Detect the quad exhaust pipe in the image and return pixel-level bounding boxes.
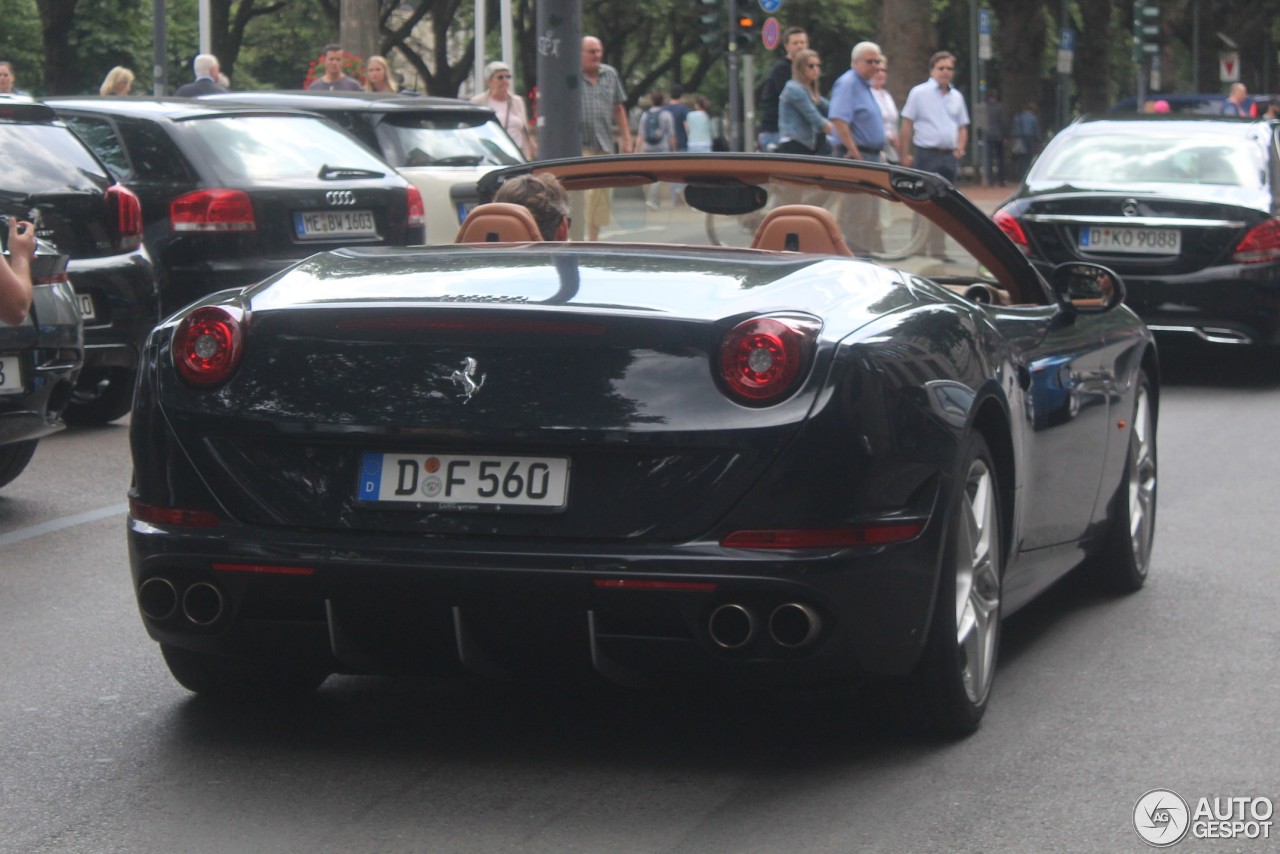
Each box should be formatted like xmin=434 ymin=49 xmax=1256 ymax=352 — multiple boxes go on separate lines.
xmin=182 ymin=582 xmax=225 ymax=626
xmin=138 ymin=577 xmax=178 ymax=621
xmin=707 ymin=602 xmax=823 ymax=650
xmin=138 ymin=577 xmax=225 ymax=626
xmin=768 ymin=603 xmax=822 ymax=648
xmin=708 ymin=604 xmax=757 ymax=649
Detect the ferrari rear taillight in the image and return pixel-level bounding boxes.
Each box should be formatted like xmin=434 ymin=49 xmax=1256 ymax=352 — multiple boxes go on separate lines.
xmin=107 ymin=184 xmax=143 ymax=251
xmin=992 ymin=209 xmax=1029 ymax=254
xmin=718 ymin=315 xmax=818 ymax=405
xmin=1232 ymin=218 xmax=1280 ymax=264
xmin=173 ymin=305 xmax=246 ymax=387
xmin=407 ymin=186 xmax=426 ymax=229
xmin=170 ymin=189 xmax=256 ymax=233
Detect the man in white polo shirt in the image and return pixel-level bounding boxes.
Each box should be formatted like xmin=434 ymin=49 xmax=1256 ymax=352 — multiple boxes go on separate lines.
xmin=899 ymin=51 xmax=969 ymax=258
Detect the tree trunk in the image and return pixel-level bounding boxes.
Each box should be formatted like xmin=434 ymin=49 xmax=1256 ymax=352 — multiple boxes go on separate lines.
xmin=341 ymin=0 xmax=381 ymax=63
xmin=987 ymin=0 xmax=1047 ymax=126
xmin=36 ymin=0 xmax=81 ymax=94
xmin=881 ymin=0 xmax=935 ymax=107
xmin=1074 ymin=0 xmax=1112 ymax=115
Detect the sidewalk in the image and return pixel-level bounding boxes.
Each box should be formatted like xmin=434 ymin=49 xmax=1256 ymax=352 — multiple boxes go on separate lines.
xmin=956 ymin=182 xmax=1015 ymax=215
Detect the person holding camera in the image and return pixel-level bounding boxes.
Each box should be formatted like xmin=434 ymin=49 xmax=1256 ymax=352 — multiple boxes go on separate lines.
xmin=0 ymin=218 xmax=36 ymax=325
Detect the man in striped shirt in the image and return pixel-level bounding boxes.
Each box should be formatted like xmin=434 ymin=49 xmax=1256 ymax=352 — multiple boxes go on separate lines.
xmin=576 ymin=36 xmax=632 ymax=240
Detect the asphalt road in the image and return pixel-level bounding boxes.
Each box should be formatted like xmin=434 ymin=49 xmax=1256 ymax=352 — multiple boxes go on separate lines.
xmin=1 ymin=345 xmax=1277 ymax=853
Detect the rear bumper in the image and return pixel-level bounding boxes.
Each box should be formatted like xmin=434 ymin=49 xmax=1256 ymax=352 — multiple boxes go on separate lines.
xmin=0 ymin=358 xmax=79 ymax=445
xmin=127 ymin=515 xmax=944 ymax=686
xmin=1095 ymin=262 xmax=1280 ymax=346
xmin=69 ymin=248 xmax=157 ymax=372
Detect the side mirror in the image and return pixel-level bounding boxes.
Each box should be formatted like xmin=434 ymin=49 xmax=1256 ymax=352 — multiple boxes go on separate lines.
xmin=1049 ymin=262 xmax=1126 ymax=314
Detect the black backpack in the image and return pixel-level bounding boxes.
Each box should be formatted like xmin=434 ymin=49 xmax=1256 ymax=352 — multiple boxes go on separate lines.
xmin=642 ymin=108 xmax=665 ymax=145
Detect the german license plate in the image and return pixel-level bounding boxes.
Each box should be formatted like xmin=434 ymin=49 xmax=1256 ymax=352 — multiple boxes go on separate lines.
xmin=357 ymin=452 xmax=570 ymax=511
xmin=1079 ymin=226 xmax=1181 ymax=254
xmin=77 ymin=293 xmax=96 ymax=322
xmin=0 ymin=354 xmax=22 ymax=395
xmin=294 ymin=209 xmax=377 ymax=240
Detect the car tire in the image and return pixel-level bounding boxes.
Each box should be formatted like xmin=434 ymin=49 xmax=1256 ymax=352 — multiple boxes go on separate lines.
xmin=913 ymin=432 xmax=1002 ymax=738
xmin=160 ymin=644 xmax=329 ymax=699
xmin=1089 ymin=369 xmax=1157 ymax=594
xmin=64 ymin=368 xmax=136 ymax=426
xmin=0 ymin=440 xmax=39 ymax=489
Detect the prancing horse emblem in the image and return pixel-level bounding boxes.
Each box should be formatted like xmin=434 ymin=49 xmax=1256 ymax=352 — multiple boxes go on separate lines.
xmin=449 ymin=357 xmax=486 ymax=403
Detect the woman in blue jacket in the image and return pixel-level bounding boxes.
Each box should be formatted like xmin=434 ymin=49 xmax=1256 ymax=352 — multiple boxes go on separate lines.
xmin=777 ymin=49 xmax=832 ymax=156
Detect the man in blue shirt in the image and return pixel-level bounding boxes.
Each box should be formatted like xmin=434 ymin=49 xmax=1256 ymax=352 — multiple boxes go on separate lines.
xmin=827 ymin=42 xmax=886 ymax=254
xmin=1221 ymin=83 xmax=1248 ymax=116
xmin=828 ymin=42 xmax=886 ymax=161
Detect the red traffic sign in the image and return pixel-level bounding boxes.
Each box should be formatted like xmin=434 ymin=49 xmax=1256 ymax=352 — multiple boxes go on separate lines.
xmin=762 ymin=17 xmax=781 ymax=51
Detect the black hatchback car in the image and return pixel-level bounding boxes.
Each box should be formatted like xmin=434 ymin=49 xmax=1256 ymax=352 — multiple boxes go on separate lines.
xmin=201 ymin=91 xmax=525 ymax=244
xmin=994 ymin=115 xmax=1280 ymax=347
xmin=2 ymin=99 xmax=156 ymax=424
xmin=46 ymin=98 xmax=426 ymax=315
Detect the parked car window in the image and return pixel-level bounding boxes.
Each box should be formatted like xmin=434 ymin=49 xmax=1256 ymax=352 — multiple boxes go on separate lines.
xmin=60 ymin=115 xmax=131 ymax=180
xmin=1036 ymin=132 xmax=1266 ymax=188
xmin=0 ymin=123 xmax=111 ymax=194
xmin=184 ymin=116 xmax=391 ymax=182
xmin=374 ymin=112 xmax=523 ymax=168
xmin=116 ymin=119 xmax=194 ymax=184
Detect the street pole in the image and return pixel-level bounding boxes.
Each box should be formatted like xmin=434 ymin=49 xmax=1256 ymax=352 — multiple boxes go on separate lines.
xmin=535 ymin=0 xmax=583 ymax=161
xmin=727 ymin=0 xmax=742 ymax=151
xmin=152 ymin=0 xmax=167 ymax=95
xmin=969 ymin=0 xmax=979 ymax=178
xmin=475 ymin=0 xmax=487 ymax=94
xmin=1191 ymin=0 xmax=1199 ymax=93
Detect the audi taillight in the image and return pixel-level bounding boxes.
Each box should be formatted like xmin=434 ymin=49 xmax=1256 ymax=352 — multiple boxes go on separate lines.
xmin=107 ymin=184 xmax=143 ymax=251
xmin=718 ymin=315 xmax=818 ymax=405
xmin=170 ymin=189 xmax=256 ymax=233
xmin=173 ymin=305 xmax=246 ymax=387
xmin=1232 ymin=218 xmax=1280 ymax=264
xmin=992 ymin=209 xmax=1030 ymax=254
xmin=407 ymin=186 xmax=426 ymax=229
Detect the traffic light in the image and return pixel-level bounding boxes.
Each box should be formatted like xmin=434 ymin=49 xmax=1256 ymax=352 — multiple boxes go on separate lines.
xmin=1133 ymin=1 xmax=1160 ymax=62
xmin=733 ymin=13 xmax=756 ymax=51
xmin=699 ymin=0 xmax=724 ymax=47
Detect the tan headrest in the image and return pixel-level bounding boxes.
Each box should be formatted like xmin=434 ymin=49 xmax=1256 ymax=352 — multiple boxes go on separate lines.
xmin=749 ymin=204 xmax=853 ymax=256
xmin=455 ymin=202 xmax=543 ymax=243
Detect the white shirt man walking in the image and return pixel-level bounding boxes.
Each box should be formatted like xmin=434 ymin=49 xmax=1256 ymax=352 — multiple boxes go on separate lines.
xmin=900 ymin=51 xmax=970 ymax=258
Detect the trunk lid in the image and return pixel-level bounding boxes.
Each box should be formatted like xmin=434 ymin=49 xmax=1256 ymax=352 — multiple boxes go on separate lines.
xmin=158 ymin=248 xmax=906 ymax=541
xmin=1017 ymin=186 xmax=1271 ymax=274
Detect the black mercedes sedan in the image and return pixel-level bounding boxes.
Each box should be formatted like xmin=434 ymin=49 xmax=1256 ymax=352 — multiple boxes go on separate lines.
xmin=46 ymin=98 xmax=426 ymax=316
xmin=994 ymin=115 xmax=1280 ymax=347
xmin=2 ymin=100 xmax=156 ymax=424
xmin=127 ymin=153 xmax=1158 ymax=737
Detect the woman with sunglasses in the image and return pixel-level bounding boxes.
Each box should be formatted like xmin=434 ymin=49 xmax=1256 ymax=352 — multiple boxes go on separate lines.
xmin=472 ymin=61 xmax=536 ymax=159
xmin=776 ymin=49 xmax=832 ymax=156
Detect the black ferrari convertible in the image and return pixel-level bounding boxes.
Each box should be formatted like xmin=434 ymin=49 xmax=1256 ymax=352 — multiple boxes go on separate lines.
xmin=127 ymin=154 xmax=1158 ymax=735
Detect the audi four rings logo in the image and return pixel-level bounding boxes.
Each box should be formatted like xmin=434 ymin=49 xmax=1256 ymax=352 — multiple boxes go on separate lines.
xmin=326 ymin=190 xmax=356 ymax=206
xmin=1122 ymin=199 xmax=1140 ymax=217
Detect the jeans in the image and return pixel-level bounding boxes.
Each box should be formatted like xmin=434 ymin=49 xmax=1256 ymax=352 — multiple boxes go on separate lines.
xmin=913 ymin=147 xmax=959 ymax=255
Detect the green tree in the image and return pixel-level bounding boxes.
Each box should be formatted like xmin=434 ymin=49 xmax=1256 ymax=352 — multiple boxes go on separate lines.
xmin=0 ymin=0 xmax=45 ymax=93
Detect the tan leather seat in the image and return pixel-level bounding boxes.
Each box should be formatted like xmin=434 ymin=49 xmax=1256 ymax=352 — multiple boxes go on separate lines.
xmin=455 ymin=203 xmax=543 ymax=243
xmin=749 ymin=204 xmax=853 ymax=256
